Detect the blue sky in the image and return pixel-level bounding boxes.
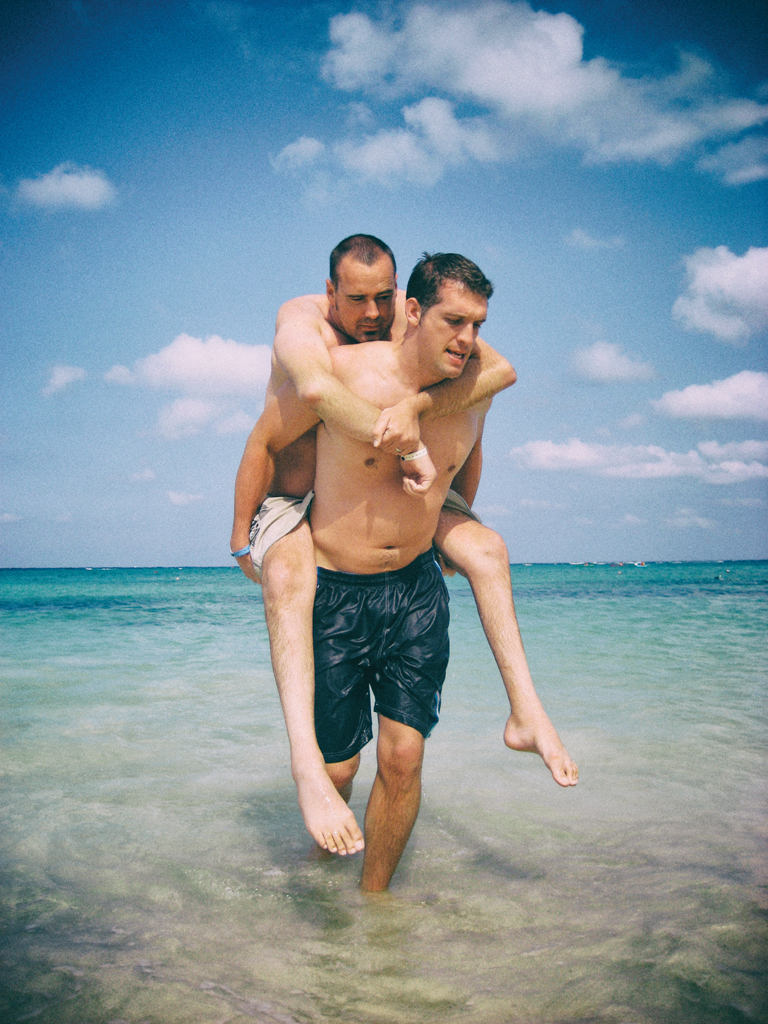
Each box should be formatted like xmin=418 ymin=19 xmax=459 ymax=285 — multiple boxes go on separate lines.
xmin=1 ymin=0 xmax=766 ymax=567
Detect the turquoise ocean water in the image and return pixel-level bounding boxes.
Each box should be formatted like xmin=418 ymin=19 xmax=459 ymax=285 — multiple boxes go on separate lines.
xmin=1 ymin=562 xmax=766 ymax=1024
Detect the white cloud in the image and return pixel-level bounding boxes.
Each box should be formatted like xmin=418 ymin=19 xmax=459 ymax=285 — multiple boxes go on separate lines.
xmin=510 ymin=436 xmax=768 ymax=484
xmin=622 ymin=514 xmax=645 ymax=525
xmin=665 ymin=508 xmax=714 ymax=529
xmin=314 ymin=3 xmax=768 ymax=186
xmin=335 ymin=97 xmax=497 ymax=186
xmin=106 ymin=334 xmax=271 ymax=396
xmin=571 ymin=341 xmax=655 ymax=383
xmin=42 ymin=364 xmax=86 ymax=396
xmin=271 ymin=136 xmax=326 ymax=172
xmin=167 ymin=491 xmax=204 ymax=506
xmin=652 ymin=371 xmax=768 ymax=420
xmin=672 ymin=246 xmax=768 ymax=343
xmin=697 ymin=134 xmax=768 ymax=185
xmin=157 ymin=399 xmax=220 ymax=439
xmin=130 ymin=469 xmax=156 ymax=482
xmin=1 ymin=513 xmax=21 ymax=523
xmin=17 ymin=163 xmax=117 ymax=210
xmin=697 ymin=440 xmax=768 ymax=461
xmin=565 ymin=228 xmax=624 ymax=250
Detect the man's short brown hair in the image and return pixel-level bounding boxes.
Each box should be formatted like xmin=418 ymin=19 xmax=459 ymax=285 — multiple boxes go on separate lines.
xmin=329 ymin=234 xmax=396 ymax=285
xmin=406 ymin=253 xmax=493 ymax=312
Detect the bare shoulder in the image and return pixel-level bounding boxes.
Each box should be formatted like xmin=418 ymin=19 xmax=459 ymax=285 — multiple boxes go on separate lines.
xmin=275 ymin=293 xmax=341 ymax=350
xmin=276 ymin=292 xmax=329 ymax=325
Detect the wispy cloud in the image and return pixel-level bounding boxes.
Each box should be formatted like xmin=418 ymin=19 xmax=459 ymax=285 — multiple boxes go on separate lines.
xmin=672 ymin=246 xmax=768 ymax=343
xmin=510 ymin=437 xmax=768 ymax=484
xmin=17 ymin=163 xmax=117 ymax=210
xmin=271 ymin=137 xmax=326 ymax=172
xmin=167 ymin=491 xmax=204 ymax=506
xmin=697 ymin=134 xmax=768 ymax=185
xmin=652 ymin=371 xmax=768 ymax=420
xmin=200 ymin=1 xmax=256 ymax=60
xmin=622 ymin=513 xmax=645 ymax=525
xmin=565 ymin=228 xmax=624 ymax=250
xmin=665 ymin=508 xmax=715 ymax=529
xmin=619 ymin=413 xmax=646 ymax=429
xmin=571 ymin=341 xmax=654 ymax=383
xmin=270 ymin=2 xmax=768 ymax=191
xmin=42 ymin=365 xmax=86 ymax=396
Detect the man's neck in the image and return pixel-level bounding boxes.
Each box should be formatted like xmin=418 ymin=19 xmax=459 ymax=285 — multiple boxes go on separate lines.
xmin=393 ymin=330 xmax=446 ymax=394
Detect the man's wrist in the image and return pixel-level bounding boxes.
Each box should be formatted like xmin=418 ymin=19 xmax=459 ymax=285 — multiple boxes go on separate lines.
xmin=408 ymin=392 xmax=431 ymax=419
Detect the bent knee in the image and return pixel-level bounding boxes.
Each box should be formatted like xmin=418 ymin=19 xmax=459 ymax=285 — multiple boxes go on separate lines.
xmin=326 ymin=753 xmax=359 ymax=791
xmin=262 ymin=529 xmax=315 ymax=598
xmin=452 ymin=525 xmax=509 ymax=574
xmin=377 ymin=734 xmax=424 ymax=782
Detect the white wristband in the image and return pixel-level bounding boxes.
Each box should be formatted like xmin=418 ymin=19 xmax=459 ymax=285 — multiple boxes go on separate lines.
xmin=400 ymin=446 xmax=428 ymax=462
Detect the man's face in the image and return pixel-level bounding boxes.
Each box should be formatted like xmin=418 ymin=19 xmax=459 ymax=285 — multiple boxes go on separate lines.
xmin=326 ymin=255 xmax=397 ymax=343
xmin=410 ymin=281 xmax=488 ymax=380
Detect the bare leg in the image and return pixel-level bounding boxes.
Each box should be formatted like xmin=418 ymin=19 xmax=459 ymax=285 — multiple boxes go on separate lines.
xmin=261 ymin=523 xmax=365 ymax=854
xmin=435 ymin=512 xmax=578 ymax=787
xmin=360 ymin=717 xmax=425 ymax=892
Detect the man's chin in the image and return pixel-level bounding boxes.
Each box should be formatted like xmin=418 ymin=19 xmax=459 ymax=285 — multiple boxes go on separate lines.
xmin=444 ymin=355 xmax=467 ymax=374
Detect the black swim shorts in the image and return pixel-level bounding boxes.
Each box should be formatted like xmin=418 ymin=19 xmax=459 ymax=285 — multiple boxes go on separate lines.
xmin=313 ymin=549 xmax=450 ymax=763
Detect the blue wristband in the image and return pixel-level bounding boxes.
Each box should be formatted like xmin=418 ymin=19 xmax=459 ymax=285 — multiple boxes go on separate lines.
xmin=230 ymin=544 xmax=251 ymax=558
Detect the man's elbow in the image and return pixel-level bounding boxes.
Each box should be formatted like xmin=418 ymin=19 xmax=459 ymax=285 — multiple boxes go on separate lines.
xmin=500 ymin=359 xmax=517 ymax=389
xmin=294 ymin=375 xmax=326 ymax=410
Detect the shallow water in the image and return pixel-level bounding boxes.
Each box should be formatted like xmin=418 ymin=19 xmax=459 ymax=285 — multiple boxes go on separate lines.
xmin=1 ymin=563 xmax=766 ymax=1023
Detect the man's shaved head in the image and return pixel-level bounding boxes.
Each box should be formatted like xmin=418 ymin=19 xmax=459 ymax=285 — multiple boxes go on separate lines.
xmin=329 ymin=234 xmax=396 ymax=285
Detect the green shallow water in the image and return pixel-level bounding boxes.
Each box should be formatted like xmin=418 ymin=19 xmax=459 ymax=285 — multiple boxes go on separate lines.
xmin=1 ymin=563 xmax=766 ymax=1023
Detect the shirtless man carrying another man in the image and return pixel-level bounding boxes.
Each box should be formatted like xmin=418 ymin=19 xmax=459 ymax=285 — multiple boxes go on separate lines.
xmin=231 ymin=237 xmax=577 ymax=877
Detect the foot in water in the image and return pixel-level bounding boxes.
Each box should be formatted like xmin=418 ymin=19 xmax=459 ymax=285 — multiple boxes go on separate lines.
xmin=504 ymin=709 xmax=579 ymax=787
xmin=295 ymin=769 xmax=365 ymax=855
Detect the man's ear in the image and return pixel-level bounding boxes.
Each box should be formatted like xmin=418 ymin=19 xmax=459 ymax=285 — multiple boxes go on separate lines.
xmin=405 ymin=296 xmax=421 ymax=325
xmin=326 ymin=278 xmax=335 ymax=302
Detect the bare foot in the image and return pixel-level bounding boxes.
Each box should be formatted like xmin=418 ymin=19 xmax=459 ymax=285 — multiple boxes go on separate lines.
xmin=294 ymin=769 xmax=365 ymax=855
xmin=503 ymin=709 xmax=579 ymax=787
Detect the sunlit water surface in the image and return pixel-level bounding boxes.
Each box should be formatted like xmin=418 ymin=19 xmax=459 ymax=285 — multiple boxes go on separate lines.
xmin=1 ymin=563 xmax=766 ymax=1023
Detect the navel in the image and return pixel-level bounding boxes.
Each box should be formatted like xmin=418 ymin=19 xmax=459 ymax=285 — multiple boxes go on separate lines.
xmin=364 ymin=457 xmax=377 ymax=467
xmin=447 ymin=463 xmax=456 ymax=473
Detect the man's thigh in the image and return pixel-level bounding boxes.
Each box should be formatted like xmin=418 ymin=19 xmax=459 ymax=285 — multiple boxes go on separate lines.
xmin=313 ymin=577 xmax=377 ymax=764
xmin=371 ymin=560 xmax=450 ymax=739
xmin=314 ymin=659 xmax=374 ymax=765
xmin=434 ymin=507 xmax=493 ymax=575
xmin=250 ymin=492 xmax=313 ymax=580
